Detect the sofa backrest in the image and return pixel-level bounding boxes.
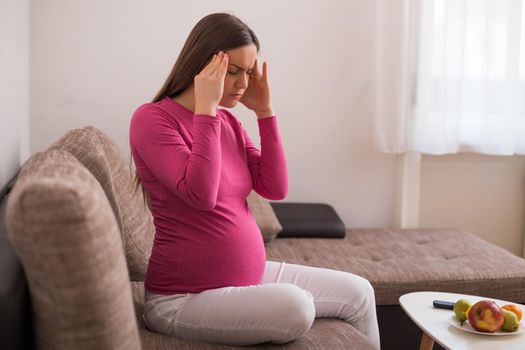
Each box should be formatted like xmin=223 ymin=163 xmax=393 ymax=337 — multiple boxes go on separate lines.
xmin=6 ymin=149 xmax=141 ymax=350
xmin=49 ymin=126 xmax=154 ymax=281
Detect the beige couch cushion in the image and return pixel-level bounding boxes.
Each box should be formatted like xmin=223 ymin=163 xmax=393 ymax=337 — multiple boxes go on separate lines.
xmin=247 ymin=191 xmax=283 ymax=243
xmin=131 ymin=282 xmax=376 ymax=350
xmin=49 ymin=126 xmax=154 ymax=281
xmin=266 ymin=228 xmax=525 ymax=305
xmin=6 ymin=149 xmax=140 ymax=350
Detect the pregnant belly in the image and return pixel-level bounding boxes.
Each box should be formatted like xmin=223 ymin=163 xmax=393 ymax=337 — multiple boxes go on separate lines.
xmin=191 ymin=222 xmax=266 ymax=287
xmin=159 ymin=218 xmax=267 ymax=292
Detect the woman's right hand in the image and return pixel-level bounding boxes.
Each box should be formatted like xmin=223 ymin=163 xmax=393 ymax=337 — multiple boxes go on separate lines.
xmin=194 ymin=51 xmax=229 ymax=116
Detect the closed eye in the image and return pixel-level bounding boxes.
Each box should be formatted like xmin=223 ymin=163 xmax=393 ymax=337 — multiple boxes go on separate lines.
xmin=228 ymin=70 xmax=254 ymax=75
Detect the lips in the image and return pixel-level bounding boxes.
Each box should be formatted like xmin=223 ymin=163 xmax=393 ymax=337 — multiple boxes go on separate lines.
xmin=230 ymin=93 xmax=242 ymax=99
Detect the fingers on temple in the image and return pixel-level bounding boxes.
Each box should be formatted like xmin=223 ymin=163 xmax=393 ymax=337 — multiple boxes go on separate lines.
xmin=205 ymin=52 xmax=225 ymax=74
xmin=262 ymin=61 xmax=268 ymax=81
xmin=199 ymin=54 xmax=217 ymax=75
xmin=214 ymin=52 xmax=228 ymax=77
xmin=255 ymin=59 xmax=265 ymax=80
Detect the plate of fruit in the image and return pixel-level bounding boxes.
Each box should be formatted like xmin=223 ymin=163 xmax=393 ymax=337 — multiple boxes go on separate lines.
xmin=448 ymin=299 xmax=524 ymax=335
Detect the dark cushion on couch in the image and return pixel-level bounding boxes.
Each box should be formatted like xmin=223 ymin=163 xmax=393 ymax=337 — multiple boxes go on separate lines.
xmin=270 ymin=203 xmax=346 ymax=238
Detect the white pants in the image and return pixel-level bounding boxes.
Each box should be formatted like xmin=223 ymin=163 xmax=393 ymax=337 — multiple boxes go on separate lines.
xmin=143 ymin=261 xmax=380 ymax=349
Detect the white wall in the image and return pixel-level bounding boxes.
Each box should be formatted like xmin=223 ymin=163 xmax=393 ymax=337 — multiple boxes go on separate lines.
xmin=29 ymin=0 xmax=398 ymax=228
xmin=420 ymin=154 xmax=525 ymax=257
xmin=0 ymin=0 xmax=30 ymax=189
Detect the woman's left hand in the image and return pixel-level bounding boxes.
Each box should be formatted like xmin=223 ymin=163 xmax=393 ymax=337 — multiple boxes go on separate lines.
xmin=240 ymin=59 xmax=274 ymax=118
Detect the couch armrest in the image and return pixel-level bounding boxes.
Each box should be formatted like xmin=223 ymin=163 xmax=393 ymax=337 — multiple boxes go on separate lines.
xmin=6 ymin=150 xmax=141 ymax=350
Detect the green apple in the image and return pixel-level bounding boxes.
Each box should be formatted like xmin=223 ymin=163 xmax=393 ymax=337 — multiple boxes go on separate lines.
xmin=502 ymin=309 xmax=520 ymax=332
xmin=454 ymin=299 xmax=472 ymax=323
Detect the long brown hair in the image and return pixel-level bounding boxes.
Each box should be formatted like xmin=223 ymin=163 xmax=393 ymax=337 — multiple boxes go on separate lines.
xmin=131 ymin=12 xmax=261 ymax=204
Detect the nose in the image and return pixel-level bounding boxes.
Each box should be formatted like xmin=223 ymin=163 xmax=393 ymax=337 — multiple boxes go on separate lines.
xmin=235 ymin=74 xmax=249 ymax=89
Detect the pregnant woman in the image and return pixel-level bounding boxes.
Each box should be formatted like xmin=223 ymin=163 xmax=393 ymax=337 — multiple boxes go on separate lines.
xmin=129 ymin=12 xmax=380 ymax=348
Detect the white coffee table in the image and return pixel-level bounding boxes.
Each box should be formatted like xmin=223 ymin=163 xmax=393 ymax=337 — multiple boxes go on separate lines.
xmin=399 ymin=291 xmax=525 ymax=350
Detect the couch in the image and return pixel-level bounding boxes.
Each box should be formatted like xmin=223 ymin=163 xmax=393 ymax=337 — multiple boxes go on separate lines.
xmin=2 ymin=126 xmax=525 ymax=350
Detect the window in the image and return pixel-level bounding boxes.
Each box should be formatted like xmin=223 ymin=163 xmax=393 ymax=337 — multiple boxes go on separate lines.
xmin=375 ymin=0 xmax=525 ymax=155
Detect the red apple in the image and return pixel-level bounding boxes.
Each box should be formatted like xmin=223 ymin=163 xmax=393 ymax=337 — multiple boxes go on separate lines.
xmin=467 ymin=300 xmax=504 ymax=333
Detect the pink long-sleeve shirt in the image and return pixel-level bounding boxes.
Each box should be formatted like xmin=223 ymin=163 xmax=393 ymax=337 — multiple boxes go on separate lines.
xmin=129 ymin=96 xmax=288 ymax=295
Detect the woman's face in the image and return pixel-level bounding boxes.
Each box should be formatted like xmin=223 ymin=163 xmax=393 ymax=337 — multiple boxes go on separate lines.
xmin=218 ymin=44 xmax=258 ymax=108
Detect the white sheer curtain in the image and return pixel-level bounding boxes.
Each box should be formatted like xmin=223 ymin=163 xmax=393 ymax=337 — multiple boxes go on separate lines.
xmin=375 ymin=0 xmax=525 ymax=155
